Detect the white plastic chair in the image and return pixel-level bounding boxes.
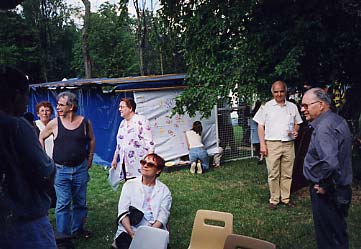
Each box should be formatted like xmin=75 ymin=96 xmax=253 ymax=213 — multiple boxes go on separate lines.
xmin=129 ymin=226 xmax=169 ymax=249
xmin=188 ymin=209 xmax=233 ymax=249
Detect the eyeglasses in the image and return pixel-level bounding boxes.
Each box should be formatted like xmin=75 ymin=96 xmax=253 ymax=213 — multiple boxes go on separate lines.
xmin=301 ymin=101 xmax=321 ymax=109
xmin=140 ymin=159 xmax=157 ymax=168
xmin=57 ymin=103 xmax=68 ymax=107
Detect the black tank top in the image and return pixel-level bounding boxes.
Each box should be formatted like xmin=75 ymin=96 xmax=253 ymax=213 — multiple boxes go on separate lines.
xmin=53 ymin=117 xmax=88 ymax=166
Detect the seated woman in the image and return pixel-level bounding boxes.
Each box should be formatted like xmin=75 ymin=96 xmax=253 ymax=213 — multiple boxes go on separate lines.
xmin=112 ymin=153 xmax=172 ymax=249
xmin=185 ymin=121 xmax=210 ymax=174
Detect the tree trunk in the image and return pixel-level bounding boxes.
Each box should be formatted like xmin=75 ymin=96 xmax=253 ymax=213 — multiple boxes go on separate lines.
xmin=82 ymin=0 xmax=92 ymax=78
xmin=133 ymin=0 xmax=147 ymax=76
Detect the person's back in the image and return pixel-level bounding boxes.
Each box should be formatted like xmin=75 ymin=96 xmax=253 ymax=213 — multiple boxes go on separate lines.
xmin=0 ymin=65 xmax=56 ymax=248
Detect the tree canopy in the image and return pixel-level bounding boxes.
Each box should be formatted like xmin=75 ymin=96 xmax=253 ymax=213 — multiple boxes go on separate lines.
xmin=1 ymin=0 xmax=360 ymax=116
xmin=165 ymin=0 xmax=361 ymax=116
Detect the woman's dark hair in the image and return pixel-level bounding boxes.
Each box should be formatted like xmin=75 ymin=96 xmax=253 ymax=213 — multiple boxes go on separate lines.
xmin=191 ymin=121 xmax=203 ymax=135
xmin=251 ymin=100 xmax=262 ymax=117
xmin=36 ymin=101 xmax=54 ymax=115
xmin=121 ymin=98 xmax=136 ymax=112
xmin=144 ymin=153 xmax=165 ymax=177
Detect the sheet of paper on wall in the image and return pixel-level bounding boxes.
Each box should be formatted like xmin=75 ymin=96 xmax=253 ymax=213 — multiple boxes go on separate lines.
xmin=134 ymin=90 xmax=218 ymax=161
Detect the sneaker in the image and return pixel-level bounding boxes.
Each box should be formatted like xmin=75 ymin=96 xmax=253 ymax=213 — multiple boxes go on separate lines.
xmin=196 ymin=162 xmax=202 ymax=174
xmin=190 ymin=162 xmax=196 ymax=174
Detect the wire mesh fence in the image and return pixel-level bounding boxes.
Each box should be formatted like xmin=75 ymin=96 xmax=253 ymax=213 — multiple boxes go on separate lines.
xmin=216 ymin=104 xmax=255 ymax=163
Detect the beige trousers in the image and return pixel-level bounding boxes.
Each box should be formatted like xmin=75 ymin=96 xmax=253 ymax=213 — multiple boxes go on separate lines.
xmin=265 ymin=140 xmax=295 ymax=205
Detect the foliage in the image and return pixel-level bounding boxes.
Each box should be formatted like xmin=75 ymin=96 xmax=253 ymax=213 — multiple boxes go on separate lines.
xmin=21 ymin=0 xmax=78 ymax=82
xmin=54 ymin=160 xmax=361 ymax=249
xmin=153 ymin=2 xmax=186 ymax=74
xmin=0 ymin=11 xmax=40 ymax=79
xmin=166 ymin=0 xmax=245 ymax=117
xmin=72 ymin=2 xmax=139 ymax=78
xmin=81 ymin=0 xmax=92 ymax=78
xmin=164 ymin=0 xmax=361 ymax=116
xmin=3 ymin=0 xmax=360 ymax=98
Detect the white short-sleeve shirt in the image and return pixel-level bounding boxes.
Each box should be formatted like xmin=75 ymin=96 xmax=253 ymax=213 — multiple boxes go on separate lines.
xmin=253 ymin=99 xmax=302 ymax=141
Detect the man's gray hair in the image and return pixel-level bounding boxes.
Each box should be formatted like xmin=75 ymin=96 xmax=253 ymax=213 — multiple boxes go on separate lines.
xmin=271 ymin=80 xmax=288 ymax=94
xmin=309 ymin=88 xmax=332 ymax=106
xmin=57 ymin=91 xmax=78 ymax=112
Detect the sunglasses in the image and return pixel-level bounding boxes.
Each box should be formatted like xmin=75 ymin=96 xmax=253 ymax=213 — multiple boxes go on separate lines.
xmin=140 ymin=159 xmax=157 ymax=168
xmin=301 ymin=101 xmax=321 ymax=110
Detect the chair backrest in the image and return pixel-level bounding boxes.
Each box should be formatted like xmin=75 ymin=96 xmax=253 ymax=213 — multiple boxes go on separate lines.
xmin=223 ymin=234 xmax=276 ymax=249
xmin=129 ymin=226 xmax=169 ymax=249
xmin=188 ymin=209 xmax=233 ymax=249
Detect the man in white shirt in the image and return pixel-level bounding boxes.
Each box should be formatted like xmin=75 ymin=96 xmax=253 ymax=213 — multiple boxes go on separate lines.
xmin=253 ymin=81 xmax=303 ymax=210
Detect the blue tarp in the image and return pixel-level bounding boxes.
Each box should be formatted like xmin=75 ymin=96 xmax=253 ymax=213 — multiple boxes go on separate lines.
xmin=28 ymin=74 xmax=186 ymax=166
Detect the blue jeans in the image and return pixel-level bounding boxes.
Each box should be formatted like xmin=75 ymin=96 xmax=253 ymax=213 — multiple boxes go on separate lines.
xmin=55 ymin=160 xmax=89 ymax=235
xmin=189 ymin=147 xmax=209 ymax=171
xmin=0 ymin=216 xmax=56 ymax=249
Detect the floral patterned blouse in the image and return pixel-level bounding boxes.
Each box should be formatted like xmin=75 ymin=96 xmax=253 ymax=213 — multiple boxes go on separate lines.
xmin=115 ymin=114 xmax=155 ymax=178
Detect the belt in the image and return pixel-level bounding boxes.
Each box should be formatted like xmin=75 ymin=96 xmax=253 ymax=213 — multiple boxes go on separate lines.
xmin=266 ymin=140 xmax=293 ymax=143
xmin=54 ymin=159 xmax=85 ymax=167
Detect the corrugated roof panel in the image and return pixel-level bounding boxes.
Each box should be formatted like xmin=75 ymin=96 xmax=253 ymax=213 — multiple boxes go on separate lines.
xmin=30 ymin=74 xmax=186 ymax=89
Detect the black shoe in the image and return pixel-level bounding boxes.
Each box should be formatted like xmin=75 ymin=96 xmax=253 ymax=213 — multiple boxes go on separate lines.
xmin=74 ymin=229 xmax=92 ymax=239
xmin=284 ymin=202 xmax=296 ymax=208
xmin=268 ymin=203 xmax=277 ymax=210
xmin=57 ymin=240 xmax=75 ymax=249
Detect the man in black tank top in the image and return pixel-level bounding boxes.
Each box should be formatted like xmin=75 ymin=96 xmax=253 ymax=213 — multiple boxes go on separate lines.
xmin=39 ymin=91 xmax=96 ymax=238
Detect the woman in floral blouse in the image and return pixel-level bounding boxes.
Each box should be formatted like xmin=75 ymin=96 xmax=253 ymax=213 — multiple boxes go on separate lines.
xmin=111 ymin=98 xmax=155 ymax=180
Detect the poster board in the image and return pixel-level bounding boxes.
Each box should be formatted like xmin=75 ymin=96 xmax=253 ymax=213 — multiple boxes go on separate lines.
xmin=134 ymin=90 xmax=218 ymax=161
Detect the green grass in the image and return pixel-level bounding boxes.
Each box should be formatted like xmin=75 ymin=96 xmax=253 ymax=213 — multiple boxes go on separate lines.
xmin=50 ymin=159 xmax=361 ymax=249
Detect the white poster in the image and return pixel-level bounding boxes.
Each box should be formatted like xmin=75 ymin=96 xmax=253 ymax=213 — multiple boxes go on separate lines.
xmin=134 ymin=90 xmax=218 ymax=161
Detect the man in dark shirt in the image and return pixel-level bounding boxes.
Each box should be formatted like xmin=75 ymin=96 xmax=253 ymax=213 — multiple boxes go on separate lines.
xmin=301 ymin=88 xmax=352 ymax=249
xmin=0 ymin=65 xmax=56 ymax=248
xmin=40 ymin=91 xmax=96 ymax=238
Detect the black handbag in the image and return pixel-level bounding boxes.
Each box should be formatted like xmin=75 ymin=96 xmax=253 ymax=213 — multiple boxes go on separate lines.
xmin=116 ymin=206 xmax=144 ymax=227
xmin=128 ymin=206 xmax=144 ymax=225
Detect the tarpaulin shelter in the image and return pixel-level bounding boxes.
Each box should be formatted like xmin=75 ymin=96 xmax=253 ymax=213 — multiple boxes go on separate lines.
xmin=28 ymin=74 xmax=218 ymax=166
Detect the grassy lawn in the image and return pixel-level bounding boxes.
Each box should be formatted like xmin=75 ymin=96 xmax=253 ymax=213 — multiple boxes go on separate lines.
xmin=50 ymin=159 xmax=361 ymax=249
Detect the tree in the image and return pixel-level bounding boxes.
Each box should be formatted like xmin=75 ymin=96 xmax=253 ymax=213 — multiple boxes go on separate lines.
xmin=162 ymin=0 xmax=361 ymax=117
xmin=71 ymin=2 xmax=139 ymax=78
xmin=156 ymin=1 xmax=186 ymax=74
xmin=131 ymin=0 xmax=183 ymax=75
xmin=21 ymin=0 xmax=78 ymax=82
xmin=0 ymin=11 xmax=40 ymax=80
xmin=82 ymin=0 xmax=92 ymax=78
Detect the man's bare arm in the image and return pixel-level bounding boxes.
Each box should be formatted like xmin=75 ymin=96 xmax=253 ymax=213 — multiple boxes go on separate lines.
xmin=39 ymin=118 xmax=56 ymax=149
xmin=87 ymin=120 xmax=96 ymax=168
